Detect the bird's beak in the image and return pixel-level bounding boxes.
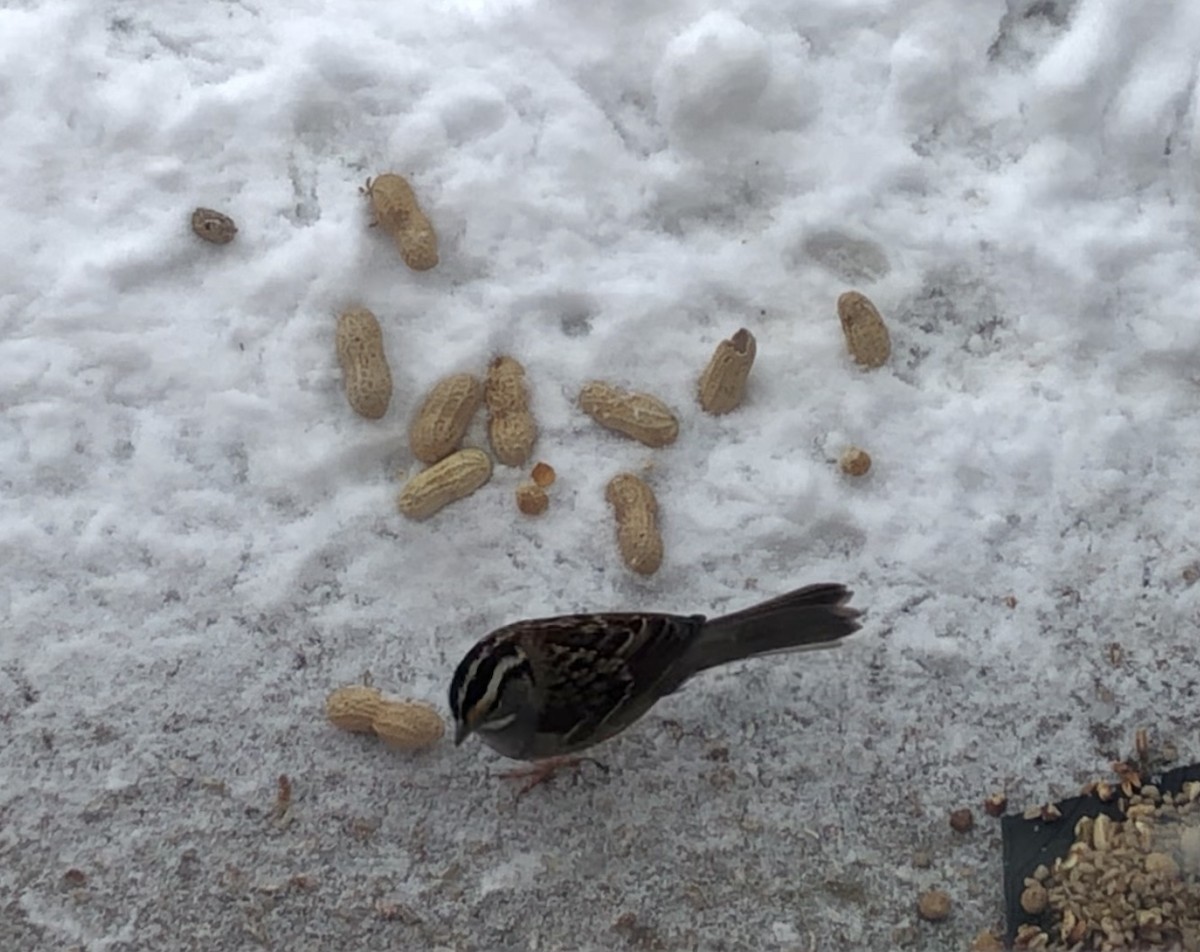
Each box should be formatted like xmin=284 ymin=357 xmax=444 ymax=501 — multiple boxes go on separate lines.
xmin=453 ymin=722 xmax=470 ymax=746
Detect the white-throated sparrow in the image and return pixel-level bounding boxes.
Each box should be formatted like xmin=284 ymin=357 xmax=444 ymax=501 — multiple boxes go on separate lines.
xmin=449 ymin=583 xmax=861 ymax=769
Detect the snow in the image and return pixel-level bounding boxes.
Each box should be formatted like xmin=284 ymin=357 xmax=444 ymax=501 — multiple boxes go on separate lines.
xmin=3 ymin=0 xmax=1200 ymax=949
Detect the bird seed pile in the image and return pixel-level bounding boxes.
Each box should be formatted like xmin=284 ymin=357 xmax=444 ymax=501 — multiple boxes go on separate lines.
xmin=1014 ymin=781 xmax=1200 ymax=950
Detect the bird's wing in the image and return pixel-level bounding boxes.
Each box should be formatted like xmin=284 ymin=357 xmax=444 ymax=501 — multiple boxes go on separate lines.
xmin=524 ymin=613 xmax=706 ymax=749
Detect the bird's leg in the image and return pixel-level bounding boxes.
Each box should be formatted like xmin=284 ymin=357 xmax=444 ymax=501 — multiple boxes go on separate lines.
xmin=497 ymin=756 xmax=609 ymax=795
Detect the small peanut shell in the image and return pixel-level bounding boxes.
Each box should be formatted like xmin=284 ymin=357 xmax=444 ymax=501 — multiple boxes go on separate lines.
xmin=515 ymin=482 xmax=549 ymax=516
xmin=336 ymin=307 xmax=393 ymax=420
xmin=698 ymin=328 xmax=756 ymax=415
xmin=579 ymin=382 xmax=679 ymax=448
xmin=370 ymin=699 xmax=445 ymax=750
xmin=839 ymin=447 xmax=871 ymax=477
xmin=837 ymin=291 xmax=890 ymax=368
xmin=969 ymin=931 xmax=1004 ymax=952
xmin=485 ymin=356 xmax=537 ymax=466
xmin=326 ymin=685 xmax=383 ymax=733
xmin=915 ymin=889 xmax=951 ymax=922
xmin=397 ymin=448 xmax=492 ymax=520
xmin=530 ymin=461 xmax=556 ymax=488
xmin=191 ymin=207 xmax=237 ymax=245
xmin=409 ymin=373 xmax=483 ymax=464
xmin=364 ymin=173 xmax=438 ymax=271
xmin=605 ymin=473 xmax=663 ymax=576
xmin=1019 ymin=883 xmax=1048 ymax=915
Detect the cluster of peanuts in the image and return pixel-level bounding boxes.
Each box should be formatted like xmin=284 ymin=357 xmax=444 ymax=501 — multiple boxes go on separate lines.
xmin=329 ymin=177 xmax=893 ymax=574
xmin=197 ymin=173 xmax=891 ymax=577
xmin=392 ymin=355 xmax=547 ymax=520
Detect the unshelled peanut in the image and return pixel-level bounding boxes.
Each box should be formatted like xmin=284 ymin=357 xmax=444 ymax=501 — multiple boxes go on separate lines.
xmin=325 ymin=686 xmax=444 ymax=750
xmin=837 ymin=291 xmax=890 ymax=368
xmin=485 ymin=356 xmax=537 ymax=466
xmin=371 ymin=699 xmax=445 ymax=750
xmin=336 ymin=307 xmax=393 ymax=419
xmin=579 ymin=382 xmax=679 ymax=447
xmin=397 ymin=448 xmax=492 ymax=520
xmin=408 ymin=373 xmax=482 ymax=464
xmin=697 ymin=328 xmax=756 ymax=415
xmin=364 ymin=173 xmax=438 ymax=271
xmin=605 ymin=473 xmax=663 ymax=575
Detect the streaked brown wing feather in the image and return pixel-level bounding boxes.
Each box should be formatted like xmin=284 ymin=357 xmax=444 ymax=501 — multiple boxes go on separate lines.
xmin=520 ymin=613 xmax=706 ymax=747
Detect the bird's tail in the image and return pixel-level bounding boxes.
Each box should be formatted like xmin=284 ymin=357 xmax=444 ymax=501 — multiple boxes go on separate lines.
xmin=687 ymin=583 xmax=861 ymax=674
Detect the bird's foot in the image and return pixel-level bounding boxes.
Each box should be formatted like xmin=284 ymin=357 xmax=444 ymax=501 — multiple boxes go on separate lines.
xmin=497 ymin=756 xmax=609 ymax=795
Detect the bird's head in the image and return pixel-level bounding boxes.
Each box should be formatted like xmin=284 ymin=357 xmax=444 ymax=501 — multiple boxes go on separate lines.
xmin=448 ymin=634 xmax=535 ymax=746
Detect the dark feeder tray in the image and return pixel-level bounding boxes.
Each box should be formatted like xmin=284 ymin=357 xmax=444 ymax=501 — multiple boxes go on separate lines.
xmin=1002 ymin=762 xmax=1200 ymax=947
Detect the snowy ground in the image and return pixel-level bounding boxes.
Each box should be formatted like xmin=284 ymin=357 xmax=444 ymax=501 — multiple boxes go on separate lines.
xmin=4 ymin=0 xmax=1200 ymax=949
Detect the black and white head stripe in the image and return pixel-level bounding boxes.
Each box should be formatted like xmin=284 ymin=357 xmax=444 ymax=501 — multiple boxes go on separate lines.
xmin=449 ymin=637 xmax=532 ymax=724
